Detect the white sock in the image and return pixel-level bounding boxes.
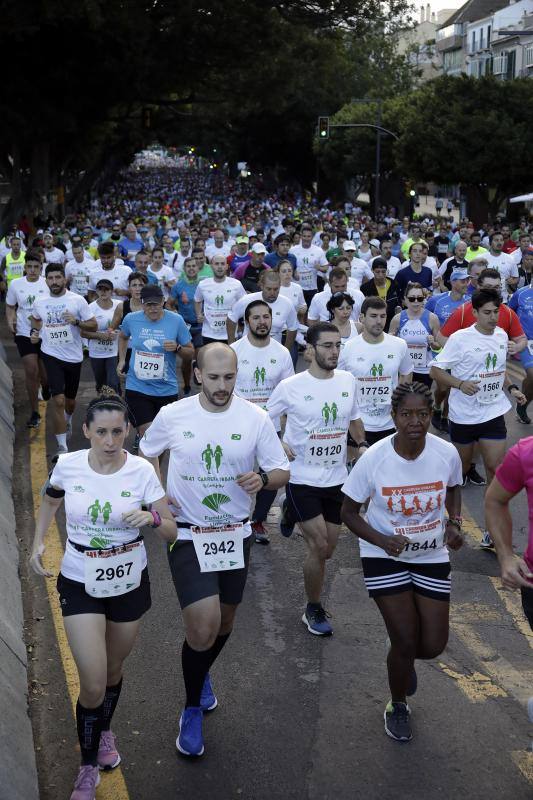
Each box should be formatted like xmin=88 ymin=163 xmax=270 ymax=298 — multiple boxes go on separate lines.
xmin=56 ymin=433 xmax=67 ymax=449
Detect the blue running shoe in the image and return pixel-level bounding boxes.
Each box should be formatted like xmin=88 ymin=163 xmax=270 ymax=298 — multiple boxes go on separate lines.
xmin=200 ymin=673 xmax=218 ymax=712
xmin=301 ymin=605 xmax=333 ymax=636
xmin=176 ymin=707 xmax=204 ymax=756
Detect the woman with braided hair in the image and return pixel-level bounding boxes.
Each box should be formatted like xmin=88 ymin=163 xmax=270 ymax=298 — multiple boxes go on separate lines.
xmin=341 ymin=382 xmax=463 ymax=743
xmin=30 ymin=391 xmax=176 ymax=800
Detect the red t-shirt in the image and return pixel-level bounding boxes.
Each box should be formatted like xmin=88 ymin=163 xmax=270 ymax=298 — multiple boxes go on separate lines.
xmin=495 ymin=439 xmax=533 ymax=572
xmin=441 ymin=302 xmax=524 ymax=338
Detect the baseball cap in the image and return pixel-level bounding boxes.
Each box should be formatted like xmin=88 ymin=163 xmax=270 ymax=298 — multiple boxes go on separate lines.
xmin=342 ymin=241 xmax=356 ymax=252
xmin=370 ymin=238 xmax=381 ymax=249
xmin=236 ymin=235 xmax=249 ymax=245
xmin=450 ymin=269 xmax=469 ymax=281
xmin=96 ymin=279 xmax=114 ymax=290
xmin=251 ymin=242 xmax=267 ymax=254
xmin=141 ymin=285 xmax=164 ymax=302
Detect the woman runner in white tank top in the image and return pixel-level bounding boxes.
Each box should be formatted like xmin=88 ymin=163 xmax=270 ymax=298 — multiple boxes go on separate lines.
xmin=388 ymin=282 xmax=440 ymax=387
xmin=326 ymin=291 xmax=361 ymax=349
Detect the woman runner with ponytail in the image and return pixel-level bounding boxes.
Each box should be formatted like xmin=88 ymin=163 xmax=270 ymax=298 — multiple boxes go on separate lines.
xmin=341 ymin=382 xmax=463 ymax=743
xmin=30 ymin=391 xmax=176 ymax=800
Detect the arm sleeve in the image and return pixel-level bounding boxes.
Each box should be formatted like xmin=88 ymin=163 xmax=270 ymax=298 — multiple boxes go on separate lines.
xmin=307 ymin=295 xmax=320 ymax=320
xmin=495 ymin=444 xmax=525 ymax=495
xmin=431 ymin=336 xmax=461 ymax=370
xmin=78 ymin=297 xmax=94 ymax=322
xmin=6 ymin=283 xmax=17 ymax=306
xmin=349 ymin=377 xmax=361 ymax=421
xmin=255 ymin=413 xmax=291 ymax=472
xmin=266 ymin=381 xmax=288 ymax=421
xmin=139 ymin=408 xmax=171 ymax=458
xmin=341 ymin=451 xmax=373 ymax=502
xmin=398 ymin=340 xmax=414 ymax=375
xmin=227 ymin=297 xmax=245 ymax=324
xmin=141 ymin=462 xmax=166 ymax=504
xmin=448 ymin=448 xmax=463 ymax=487
xmin=193 ymin=285 xmax=204 ymax=303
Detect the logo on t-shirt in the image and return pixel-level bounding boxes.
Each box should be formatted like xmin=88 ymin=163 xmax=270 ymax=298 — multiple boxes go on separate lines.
xmin=87 ymin=499 xmax=112 ymax=524
xmin=215 ymin=294 xmax=225 ymax=306
xmin=202 ymin=443 xmax=223 ymax=473
xmin=254 ymin=366 xmax=267 ymax=386
xmin=201 ymin=493 xmax=230 ymax=512
xmin=485 ymin=353 xmax=497 ymax=370
xmin=370 ymin=363 xmax=384 ymax=376
xmin=321 ymin=402 xmax=338 ymax=425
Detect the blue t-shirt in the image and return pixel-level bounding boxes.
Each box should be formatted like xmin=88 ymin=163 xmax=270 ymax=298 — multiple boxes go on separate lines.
xmin=395 ymin=265 xmax=433 ymax=296
xmin=120 ymin=310 xmax=191 ymax=395
xmin=264 ymin=252 xmax=297 ymax=270
xmin=119 ymin=237 xmax=144 ymax=267
xmin=426 ymin=292 xmax=468 ymax=325
xmin=509 ymin=286 xmax=533 ymax=340
xmin=170 ymin=279 xmax=199 ymax=325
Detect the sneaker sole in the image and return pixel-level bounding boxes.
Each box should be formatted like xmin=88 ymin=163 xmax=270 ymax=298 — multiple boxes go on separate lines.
xmin=480 ymin=543 xmax=495 ymax=551
xmin=254 ymin=535 xmax=270 ymax=545
xmin=98 ymin=753 xmax=121 ymax=771
xmin=516 ymin=415 xmax=531 ymax=425
xmin=384 ymin=709 xmax=412 ymax=742
xmin=301 ymin=612 xmax=333 ymax=636
xmin=176 ymin=717 xmax=205 ymax=757
xmin=201 ymin=697 xmax=218 ymax=713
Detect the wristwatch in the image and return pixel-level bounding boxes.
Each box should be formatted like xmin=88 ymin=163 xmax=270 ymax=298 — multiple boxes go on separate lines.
xmin=257 ymin=469 xmax=269 ymax=488
xmin=356 ymin=441 xmax=370 ymax=449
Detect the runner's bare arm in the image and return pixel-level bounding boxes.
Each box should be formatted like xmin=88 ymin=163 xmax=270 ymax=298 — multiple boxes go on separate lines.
xmin=485 ymin=478 xmax=533 ymax=589
xmin=30 ymin=492 xmax=64 ymax=577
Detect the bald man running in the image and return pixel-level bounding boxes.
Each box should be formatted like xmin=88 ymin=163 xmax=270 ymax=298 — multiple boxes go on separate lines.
xmin=141 ymin=343 xmax=290 ymax=757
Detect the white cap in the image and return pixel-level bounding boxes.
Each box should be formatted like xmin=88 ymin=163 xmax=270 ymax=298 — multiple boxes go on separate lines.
xmin=370 ymin=238 xmax=381 ymax=248
xmin=343 ymin=241 xmax=356 ymax=251
xmin=251 ymin=242 xmax=267 ymax=254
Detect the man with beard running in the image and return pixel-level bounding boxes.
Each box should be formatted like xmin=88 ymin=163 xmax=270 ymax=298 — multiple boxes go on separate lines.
xmin=140 ymin=343 xmax=289 ymax=756
xmin=231 ymin=299 xmax=294 ymax=544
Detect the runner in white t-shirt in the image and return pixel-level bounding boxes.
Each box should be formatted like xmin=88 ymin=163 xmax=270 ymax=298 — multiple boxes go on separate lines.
xmin=307 ymin=267 xmax=364 ymax=324
xmin=341 ymin=382 xmax=463 ymax=743
xmin=231 ymin=299 xmax=294 ymax=544
xmin=430 ymin=287 xmax=526 ymax=548
xmin=5 ymin=250 xmax=49 ymax=427
xmin=65 ymin=242 xmax=95 ymax=298
xmin=484 ymin=233 xmax=518 ymax=301
xmin=194 ymin=254 xmax=245 ymax=344
xmin=226 ymin=270 xmax=298 ymax=350
xmin=289 ymin=226 xmax=329 ymax=303
xmin=277 ymin=259 xmax=307 ymax=319
xmin=267 ymin=322 xmax=366 ymax=637
xmin=29 ymin=393 xmax=176 ymax=799
xmin=30 ymin=263 xmax=97 ymax=459
xmin=86 ymin=279 xmax=121 ymax=394
xmin=140 ymin=343 xmax=289 ymax=758
xmin=147 ymin=246 xmax=176 ymax=299
xmin=339 ymin=297 xmax=413 ymax=445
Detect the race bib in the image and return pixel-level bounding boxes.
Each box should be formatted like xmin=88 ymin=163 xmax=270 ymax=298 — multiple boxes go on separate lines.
xmin=476 ymin=370 xmax=504 ymax=405
xmin=92 ymin=336 xmax=116 ymax=355
xmin=357 ymin=375 xmax=392 ymax=406
xmin=304 ymin=427 xmax=346 ymax=467
xmin=134 ymin=349 xmax=164 ymax=380
xmin=83 ymin=541 xmax=143 ymax=597
xmin=71 ymin=276 xmax=88 ymax=294
xmin=297 ymin=268 xmax=314 ymax=290
xmin=45 ymin=323 xmax=74 ymax=345
xmin=191 ymin=523 xmax=245 ymax=573
xmin=407 ymin=344 xmax=427 ymax=369
xmin=392 ymin=519 xmax=444 ymax=561
xmin=205 ymin=308 xmax=228 ymax=330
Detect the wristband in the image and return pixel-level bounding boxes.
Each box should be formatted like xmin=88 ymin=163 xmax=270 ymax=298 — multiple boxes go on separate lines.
xmin=150 ymin=509 xmax=162 ymax=528
xmin=257 ymin=469 xmax=269 ymax=488
xmin=507 ymin=384 xmax=519 ymax=392
xmin=447 ymin=516 xmax=462 ymax=530
xmin=30 ymin=327 xmax=39 ymax=336
xmin=458 ymin=381 xmax=464 ymax=391
xmin=356 ymin=441 xmax=370 ymax=449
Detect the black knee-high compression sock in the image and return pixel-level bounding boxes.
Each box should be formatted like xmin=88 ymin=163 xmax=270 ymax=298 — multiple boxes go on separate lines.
xmin=101 ymin=678 xmax=123 ymax=731
xmin=207 ymin=632 xmax=231 ymax=668
xmin=76 ymin=700 xmax=104 ymax=766
xmin=182 ymin=641 xmax=212 ymax=708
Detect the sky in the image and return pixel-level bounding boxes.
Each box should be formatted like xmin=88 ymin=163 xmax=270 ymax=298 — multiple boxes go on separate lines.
xmin=413 ymin=0 xmax=464 ymax=17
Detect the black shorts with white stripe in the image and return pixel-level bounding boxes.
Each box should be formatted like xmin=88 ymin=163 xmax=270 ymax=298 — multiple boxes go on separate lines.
xmin=361 ymin=557 xmax=451 ymax=601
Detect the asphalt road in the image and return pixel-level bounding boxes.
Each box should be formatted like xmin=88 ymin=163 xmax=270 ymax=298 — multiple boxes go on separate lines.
xmin=7 ymin=331 xmax=533 ymax=800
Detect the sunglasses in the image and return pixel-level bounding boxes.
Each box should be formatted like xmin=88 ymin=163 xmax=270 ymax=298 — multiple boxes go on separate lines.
xmin=407 ymin=296 xmax=425 ymax=302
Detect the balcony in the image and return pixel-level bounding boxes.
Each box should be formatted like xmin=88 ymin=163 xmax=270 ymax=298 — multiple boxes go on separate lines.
xmin=492 ymin=54 xmax=508 ymax=74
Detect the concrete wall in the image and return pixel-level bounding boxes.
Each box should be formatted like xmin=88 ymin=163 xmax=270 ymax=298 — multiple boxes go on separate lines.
xmin=0 ymin=345 xmax=39 ymax=800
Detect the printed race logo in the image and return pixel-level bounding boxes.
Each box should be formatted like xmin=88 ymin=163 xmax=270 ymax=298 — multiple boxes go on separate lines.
xmin=202 ymin=443 xmax=223 ymax=473
xmin=202 ymin=493 xmax=231 ymax=512
xmin=254 ymin=366 xmax=267 ymax=386
xmin=87 ymin=499 xmax=112 ymax=524
xmin=321 ymin=402 xmax=338 ymax=425
xmin=485 ymin=353 xmax=497 ymax=370
xmin=370 ymin=363 xmax=384 ymax=376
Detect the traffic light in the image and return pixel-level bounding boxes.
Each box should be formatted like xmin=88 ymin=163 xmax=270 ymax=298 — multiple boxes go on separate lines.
xmin=318 ymin=117 xmax=329 ymax=139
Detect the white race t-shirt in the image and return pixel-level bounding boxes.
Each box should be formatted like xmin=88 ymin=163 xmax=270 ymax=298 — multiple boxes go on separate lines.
xmin=267 ymin=370 xmax=361 ymax=487
xmin=194 ymin=276 xmax=245 ymax=340
xmin=289 ymin=244 xmax=329 ymax=291
xmin=88 ymin=299 xmax=120 ymax=358
xmin=65 ymin=259 xmax=95 ymax=296
xmin=231 ymin=336 xmax=294 ymax=430
xmin=227 ymin=291 xmax=298 ymax=343
xmin=339 ymin=334 xmax=413 ymax=431
xmin=370 ymin=255 xmax=402 ymax=279
xmin=6 ymin=276 xmax=48 ymax=338
xmin=43 ymin=247 xmax=65 ymax=265
xmin=89 ymin=265 xmax=131 ymax=300
xmin=279 ymin=282 xmax=306 ymax=312
xmin=483 ymin=252 xmax=518 ymax=300
xmin=350 ymin=257 xmax=373 ymax=287
xmin=308 ymin=287 xmax=364 ymax=322
xmin=147 ymin=265 xmax=175 ymax=299
xmin=32 ymin=291 xmax=94 ymax=362
xmin=342 ymin=433 xmax=462 ymax=563
xmin=431 ymin=325 xmax=511 ymax=423
xmin=50 ymin=449 xmax=165 ymax=581
xmin=140 ymin=395 xmax=289 ymax=541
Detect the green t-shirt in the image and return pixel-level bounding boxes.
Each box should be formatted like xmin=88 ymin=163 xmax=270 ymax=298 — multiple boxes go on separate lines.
xmin=198 ymin=263 xmax=214 ymax=280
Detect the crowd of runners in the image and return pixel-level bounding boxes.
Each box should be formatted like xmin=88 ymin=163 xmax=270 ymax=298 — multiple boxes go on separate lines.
xmin=2 ymin=165 xmax=532 ymax=799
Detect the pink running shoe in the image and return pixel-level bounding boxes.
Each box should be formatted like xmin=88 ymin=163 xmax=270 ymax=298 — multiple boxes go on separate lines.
xmin=97 ymin=729 xmax=121 ymax=770
xmin=70 ymin=765 xmax=100 ymax=799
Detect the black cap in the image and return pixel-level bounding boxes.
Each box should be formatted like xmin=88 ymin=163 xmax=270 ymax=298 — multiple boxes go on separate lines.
xmin=372 ymin=257 xmax=388 ymax=270
xmin=141 ymin=284 xmax=164 ymax=302
xmin=96 ymin=278 xmax=113 ymax=290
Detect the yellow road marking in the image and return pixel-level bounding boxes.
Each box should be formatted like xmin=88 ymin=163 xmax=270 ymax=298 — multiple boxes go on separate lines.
xmin=511 ymin=751 xmax=533 ymax=784
xmin=490 ymin=577 xmax=533 ymax=651
xmin=29 ymin=404 xmax=130 ymax=799
xmin=461 ymin=510 xmax=484 ymax=546
xmin=438 ymin=663 xmax=507 ymax=702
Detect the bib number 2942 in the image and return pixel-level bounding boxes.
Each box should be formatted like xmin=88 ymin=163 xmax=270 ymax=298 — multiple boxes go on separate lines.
xmin=191 ymin=523 xmax=245 ymax=573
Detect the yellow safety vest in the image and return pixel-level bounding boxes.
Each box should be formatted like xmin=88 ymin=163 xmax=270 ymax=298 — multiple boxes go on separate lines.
xmin=5 ymin=252 xmax=26 ymax=285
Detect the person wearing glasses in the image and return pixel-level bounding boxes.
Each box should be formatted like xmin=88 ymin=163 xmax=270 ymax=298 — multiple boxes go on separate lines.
xmin=326 ymin=292 xmax=359 ymax=349
xmin=267 ymin=322 xmax=367 ymax=636
xmin=339 ymin=297 xmax=413 ymax=446
xmin=389 ymin=282 xmax=440 ymax=388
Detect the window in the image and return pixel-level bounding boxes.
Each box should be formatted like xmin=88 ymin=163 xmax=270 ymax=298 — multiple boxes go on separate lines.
xmin=471 ymin=31 xmax=476 ymax=53
xmin=480 ymin=28 xmax=484 ymax=50
xmin=487 ymin=25 xmax=491 ymax=45
xmin=492 ymin=52 xmax=508 ymax=74
xmin=443 ymin=49 xmax=463 ymax=72
xmin=526 ymin=45 xmax=533 ymax=68
xmin=506 ymin=50 xmax=516 ymax=79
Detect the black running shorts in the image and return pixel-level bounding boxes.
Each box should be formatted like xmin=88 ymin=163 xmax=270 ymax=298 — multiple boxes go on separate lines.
xmin=361 ymin=557 xmax=451 ymax=601
xmin=40 ymin=353 xmax=82 ymax=399
xmin=56 ymin=567 xmax=151 ymax=622
xmin=285 ymin=482 xmax=343 ymax=525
